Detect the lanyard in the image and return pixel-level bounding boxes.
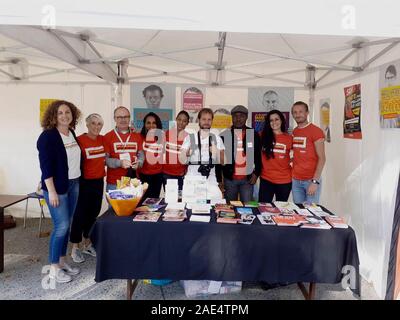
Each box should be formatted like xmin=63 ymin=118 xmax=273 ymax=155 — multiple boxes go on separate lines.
xmin=114 ymin=128 xmax=131 ymax=150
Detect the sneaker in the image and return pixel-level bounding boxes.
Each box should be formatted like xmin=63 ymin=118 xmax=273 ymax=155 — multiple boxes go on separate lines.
xmin=61 ymin=262 xmax=80 ymax=276
xmin=49 ymin=267 xmax=72 ymax=283
xmin=82 ymin=244 xmax=96 ymax=257
xmin=71 ymin=247 xmax=85 ymax=263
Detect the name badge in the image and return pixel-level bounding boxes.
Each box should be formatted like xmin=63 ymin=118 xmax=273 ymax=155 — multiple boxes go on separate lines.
xmin=247 ymin=142 xmax=253 ymax=148
xmin=119 ymin=153 xmax=131 ymax=161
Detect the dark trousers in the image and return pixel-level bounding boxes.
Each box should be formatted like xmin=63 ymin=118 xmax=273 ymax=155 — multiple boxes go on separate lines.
xmin=258 ymin=178 xmax=292 ymax=203
xmin=139 ymin=173 xmax=163 ymax=201
xmin=162 ymin=173 xmax=184 ymax=191
xmin=70 ymin=178 xmax=104 ymax=244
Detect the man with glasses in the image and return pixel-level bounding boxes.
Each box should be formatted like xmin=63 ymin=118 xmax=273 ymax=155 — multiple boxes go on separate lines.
xmin=104 ymin=106 xmax=144 ymax=191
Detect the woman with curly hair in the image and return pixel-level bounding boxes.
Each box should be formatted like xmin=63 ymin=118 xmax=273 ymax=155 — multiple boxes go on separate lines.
xmin=37 ymin=100 xmax=82 ymax=283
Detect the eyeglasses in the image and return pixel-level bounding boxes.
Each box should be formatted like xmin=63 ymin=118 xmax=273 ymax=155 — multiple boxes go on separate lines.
xmin=115 ymin=116 xmax=130 ymax=120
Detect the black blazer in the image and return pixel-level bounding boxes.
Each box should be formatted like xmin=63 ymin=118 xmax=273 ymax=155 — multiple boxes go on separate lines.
xmin=216 ymin=126 xmax=261 ymax=182
xmin=37 ymin=128 xmax=81 ymax=194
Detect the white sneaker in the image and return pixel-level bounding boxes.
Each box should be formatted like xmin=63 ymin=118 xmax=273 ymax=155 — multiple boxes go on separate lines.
xmin=49 ymin=267 xmax=72 ymax=283
xmin=61 ymin=262 xmax=80 ymax=276
xmin=71 ymin=247 xmax=85 ymax=263
xmin=82 ymin=244 xmax=96 ymax=257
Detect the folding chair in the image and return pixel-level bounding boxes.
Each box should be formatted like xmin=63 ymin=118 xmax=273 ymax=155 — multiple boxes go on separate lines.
xmin=24 ymin=192 xmax=48 ymax=237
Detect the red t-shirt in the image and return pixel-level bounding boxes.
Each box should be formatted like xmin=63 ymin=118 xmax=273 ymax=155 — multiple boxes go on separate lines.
xmin=140 ymin=132 xmax=164 ymax=175
xmin=104 ymin=129 xmax=143 ymax=184
xmin=232 ymin=130 xmax=247 ymax=180
xmin=292 ymin=123 xmax=325 ymax=180
xmin=261 ymin=133 xmax=293 ymax=184
xmin=77 ymin=134 xmax=106 ymax=179
xmin=163 ymin=129 xmax=188 ymax=177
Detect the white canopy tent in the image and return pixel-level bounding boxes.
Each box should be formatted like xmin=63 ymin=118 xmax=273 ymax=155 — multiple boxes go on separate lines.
xmin=0 ymin=1 xmax=399 ymax=300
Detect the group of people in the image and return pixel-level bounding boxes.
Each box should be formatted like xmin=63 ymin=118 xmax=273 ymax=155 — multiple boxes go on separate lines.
xmin=37 ymin=99 xmax=325 ymax=283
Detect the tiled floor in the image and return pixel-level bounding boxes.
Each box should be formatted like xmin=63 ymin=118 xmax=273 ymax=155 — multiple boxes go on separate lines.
xmin=0 ymin=216 xmax=379 ymax=300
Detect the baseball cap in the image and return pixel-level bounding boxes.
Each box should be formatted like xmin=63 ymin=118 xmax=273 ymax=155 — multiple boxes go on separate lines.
xmin=231 ymin=105 xmax=248 ymax=115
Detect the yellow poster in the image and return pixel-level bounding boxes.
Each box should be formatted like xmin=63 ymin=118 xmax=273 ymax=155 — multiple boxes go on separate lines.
xmin=380 ymin=86 xmax=400 ymax=128
xmin=212 ymin=115 xmax=232 ymax=129
xmin=40 ymin=99 xmax=57 ymax=122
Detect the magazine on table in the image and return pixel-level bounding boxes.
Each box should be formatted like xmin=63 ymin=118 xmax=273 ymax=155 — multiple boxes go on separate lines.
xmin=325 ymin=216 xmax=348 ymax=228
xmin=258 ymin=205 xmax=281 ymax=215
xmin=236 ymin=207 xmax=254 ymax=215
xmin=190 ymin=215 xmax=211 ymax=223
xmin=244 ymin=201 xmax=259 ymax=207
xmin=295 ymin=208 xmax=314 ymax=217
xmin=142 ymin=198 xmax=163 ymax=205
xmin=217 ymin=211 xmax=241 ymax=224
xmin=272 ymin=214 xmax=306 ymax=226
xmin=230 ymin=200 xmax=243 ymax=207
xmin=300 ymin=216 xmax=332 ymax=229
xmin=214 ymin=204 xmax=235 ymax=213
xmin=162 ymin=209 xmax=187 ymax=222
xmin=274 ymin=201 xmax=300 ymax=211
xmin=134 ymin=204 xmax=165 ymax=212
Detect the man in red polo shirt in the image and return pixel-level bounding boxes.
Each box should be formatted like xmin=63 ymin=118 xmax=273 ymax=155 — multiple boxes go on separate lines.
xmin=291 ymin=101 xmax=326 ymax=204
xmin=104 ymin=106 xmax=144 ymax=191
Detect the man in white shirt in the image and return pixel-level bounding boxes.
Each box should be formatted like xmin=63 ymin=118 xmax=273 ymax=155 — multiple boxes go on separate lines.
xmin=180 ymin=108 xmax=225 ymax=197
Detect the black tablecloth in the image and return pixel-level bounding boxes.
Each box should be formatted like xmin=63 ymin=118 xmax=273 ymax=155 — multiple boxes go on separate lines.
xmin=91 ymin=207 xmax=360 ymax=295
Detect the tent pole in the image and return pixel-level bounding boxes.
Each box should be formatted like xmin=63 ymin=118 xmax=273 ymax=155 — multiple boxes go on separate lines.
xmin=305 ymin=65 xmax=316 ymax=122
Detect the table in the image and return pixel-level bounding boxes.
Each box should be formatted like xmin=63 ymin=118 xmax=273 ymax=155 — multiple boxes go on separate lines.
xmin=91 ymin=207 xmax=360 ymax=300
xmin=0 ymin=194 xmax=28 ymax=273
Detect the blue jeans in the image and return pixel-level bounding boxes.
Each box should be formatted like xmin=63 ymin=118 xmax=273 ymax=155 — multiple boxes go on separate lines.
xmin=224 ymin=178 xmax=254 ymax=202
xmin=43 ymin=178 xmax=79 ymax=264
xmin=292 ymin=178 xmax=322 ymax=204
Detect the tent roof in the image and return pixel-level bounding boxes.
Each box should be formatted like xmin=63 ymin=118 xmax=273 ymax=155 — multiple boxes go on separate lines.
xmin=0 ymin=25 xmax=398 ymax=88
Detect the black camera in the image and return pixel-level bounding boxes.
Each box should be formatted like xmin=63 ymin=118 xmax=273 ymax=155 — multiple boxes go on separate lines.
xmin=198 ymin=164 xmax=214 ymax=178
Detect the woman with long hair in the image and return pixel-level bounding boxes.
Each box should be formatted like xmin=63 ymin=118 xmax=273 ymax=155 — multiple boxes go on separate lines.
xmin=37 ymin=100 xmax=82 ymax=283
xmin=259 ymin=110 xmax=293 ymax=203
xmin=139 ymin=112 xmax=164 ymax=200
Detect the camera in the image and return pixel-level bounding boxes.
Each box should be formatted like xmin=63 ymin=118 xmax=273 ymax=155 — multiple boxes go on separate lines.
xmin=198 ymin=164 xmax=214 ymax=178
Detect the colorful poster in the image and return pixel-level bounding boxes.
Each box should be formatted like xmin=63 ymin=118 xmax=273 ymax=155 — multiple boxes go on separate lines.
xmin=40 ymin=98 xmax=57 ymax=122
xmin=252 ymin=111 xmax=290 ymax=133
xmin=379 ymin=61 xmax=400 ymax=129
xmin=248 ymin=87 xmax=294 ymax=132
xmin=320 ymin=98 xmax=331 ymax=143
xmin=132 ymin=108 xmax=173 ymax=131
xmin=343 ymin=84 xmax=362 ymax=139
xmin=210 ymin=105 xmax=233 ymax=129
xmin=181 ymin=85 xmax=204 ymax=123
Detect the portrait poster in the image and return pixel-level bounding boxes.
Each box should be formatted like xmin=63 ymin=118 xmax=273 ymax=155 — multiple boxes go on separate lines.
xmin=379 ymin=60 xmax=400 ymax=129
xmin=209 ymin=105 xmax=234 ymax=130
xmin=248 ymin=87 xmax=294 ymax=131
xmin=343 ymin=84 xmax=362 ymax=139
xmin=131 ymin=82 xmax=176 ymax=130
xmin=320 ymin=98 xmax=331 ymax=142
xmin=181 ymin=85 xmax=205 ymax=124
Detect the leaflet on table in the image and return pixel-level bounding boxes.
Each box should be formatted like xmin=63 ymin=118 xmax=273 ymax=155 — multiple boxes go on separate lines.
xmin=214 ymin=204 xmax=234 ymax=213
xmin=210 ymin=199 xmax=226 ymax=205
xmin=216 ymin=211 xmax=241 ymax=224
xmin=295 ymin=208 xmax=314 ymax=217
xmin=132 ymin=212 xmax=162 ymax=222
xmin=190 ymin=215 xmax=211 ymax=223
xmin=134 ymin=204 xmax=165 ymax=212
xmin=190 ymin=203 xmax=212 ymax=214
xmin=272 ymin=214 xmax=306 ymax=226
xmin=257 ymin=214 xmax=276 ymax=225
xmin=230 ymin=201 xmax=243 ymax=207
xmin=244 ymin=201 xmax=258 ymax=207
xmin=325 ymin=216 xmax=348 ymax=228
xmin=300 ymin=216 xmax=332 ymax=229
xmin=182 ymin=175 xmax=207 ymax=203
xmin=273 ymin=201 xmax=300 ymax=211
xmin=238 ymin=214 xmax=256 ymax=225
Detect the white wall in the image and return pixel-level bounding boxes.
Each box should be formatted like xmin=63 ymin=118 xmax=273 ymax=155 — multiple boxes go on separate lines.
xmin=314 ymin=53 xmax=400 ymax=298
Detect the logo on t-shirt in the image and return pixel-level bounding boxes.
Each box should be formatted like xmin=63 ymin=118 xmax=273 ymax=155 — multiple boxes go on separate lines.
xmin=293 ymin=136 xmax=307 ymax=149
xmin=85 ymin=146 xmax=105 ymax=159
xmin=165 ymin=141 xmax=182 ymax=154
xmin=113 ymin=142 xmax=138 ymax=153
xmin=273 ymin=142 xmax=287 ymax=154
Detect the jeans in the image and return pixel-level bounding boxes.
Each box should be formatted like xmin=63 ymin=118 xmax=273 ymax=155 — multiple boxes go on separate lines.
xmin=292 ymin=178 xmax=322 ymax=204
xmin=224 ymin=177 xmax=254 ymax=202
xmin=43 ymin=178 xmax=79 ymax=264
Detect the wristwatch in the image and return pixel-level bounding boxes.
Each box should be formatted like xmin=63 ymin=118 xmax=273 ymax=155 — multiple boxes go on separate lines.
xmin=311 ymin=179 xmax=320 ymax=185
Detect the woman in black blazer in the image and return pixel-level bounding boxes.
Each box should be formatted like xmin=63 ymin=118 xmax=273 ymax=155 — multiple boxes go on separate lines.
xmin=37 ymin=100 xmax=82 ymax=283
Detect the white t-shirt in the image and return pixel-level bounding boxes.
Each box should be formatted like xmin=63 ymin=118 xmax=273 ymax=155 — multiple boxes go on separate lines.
xmin=181 ymin=131 xmax=225 ymax=182
xmin=60 ymin=132 xmax=81 ymax=179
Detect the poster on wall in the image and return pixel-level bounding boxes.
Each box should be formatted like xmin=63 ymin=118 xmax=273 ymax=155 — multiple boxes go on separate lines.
xmin=343 ymin=84 xmax=362 ymax=139
xmin=130 ymin=82 xmax=176 ymax=130
xmin=182 ymin=86 xmax=204 ymax=123
xmin=320 ymin=98 xmax=331 ymax=143
xmin=132 ymin=108 xmax=173 ymax=131
xmin=40 ymin=98 xmax=57 ymax=122
xmin=379 ymin=61 xmax=400 ymax=129
xmin=209 ymin=105 xmax=233 ymax=129
xmin=251 ymin=112 xmax=290 ymax=133
xmin=248 ymin=87 xmax=294 ymax=132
